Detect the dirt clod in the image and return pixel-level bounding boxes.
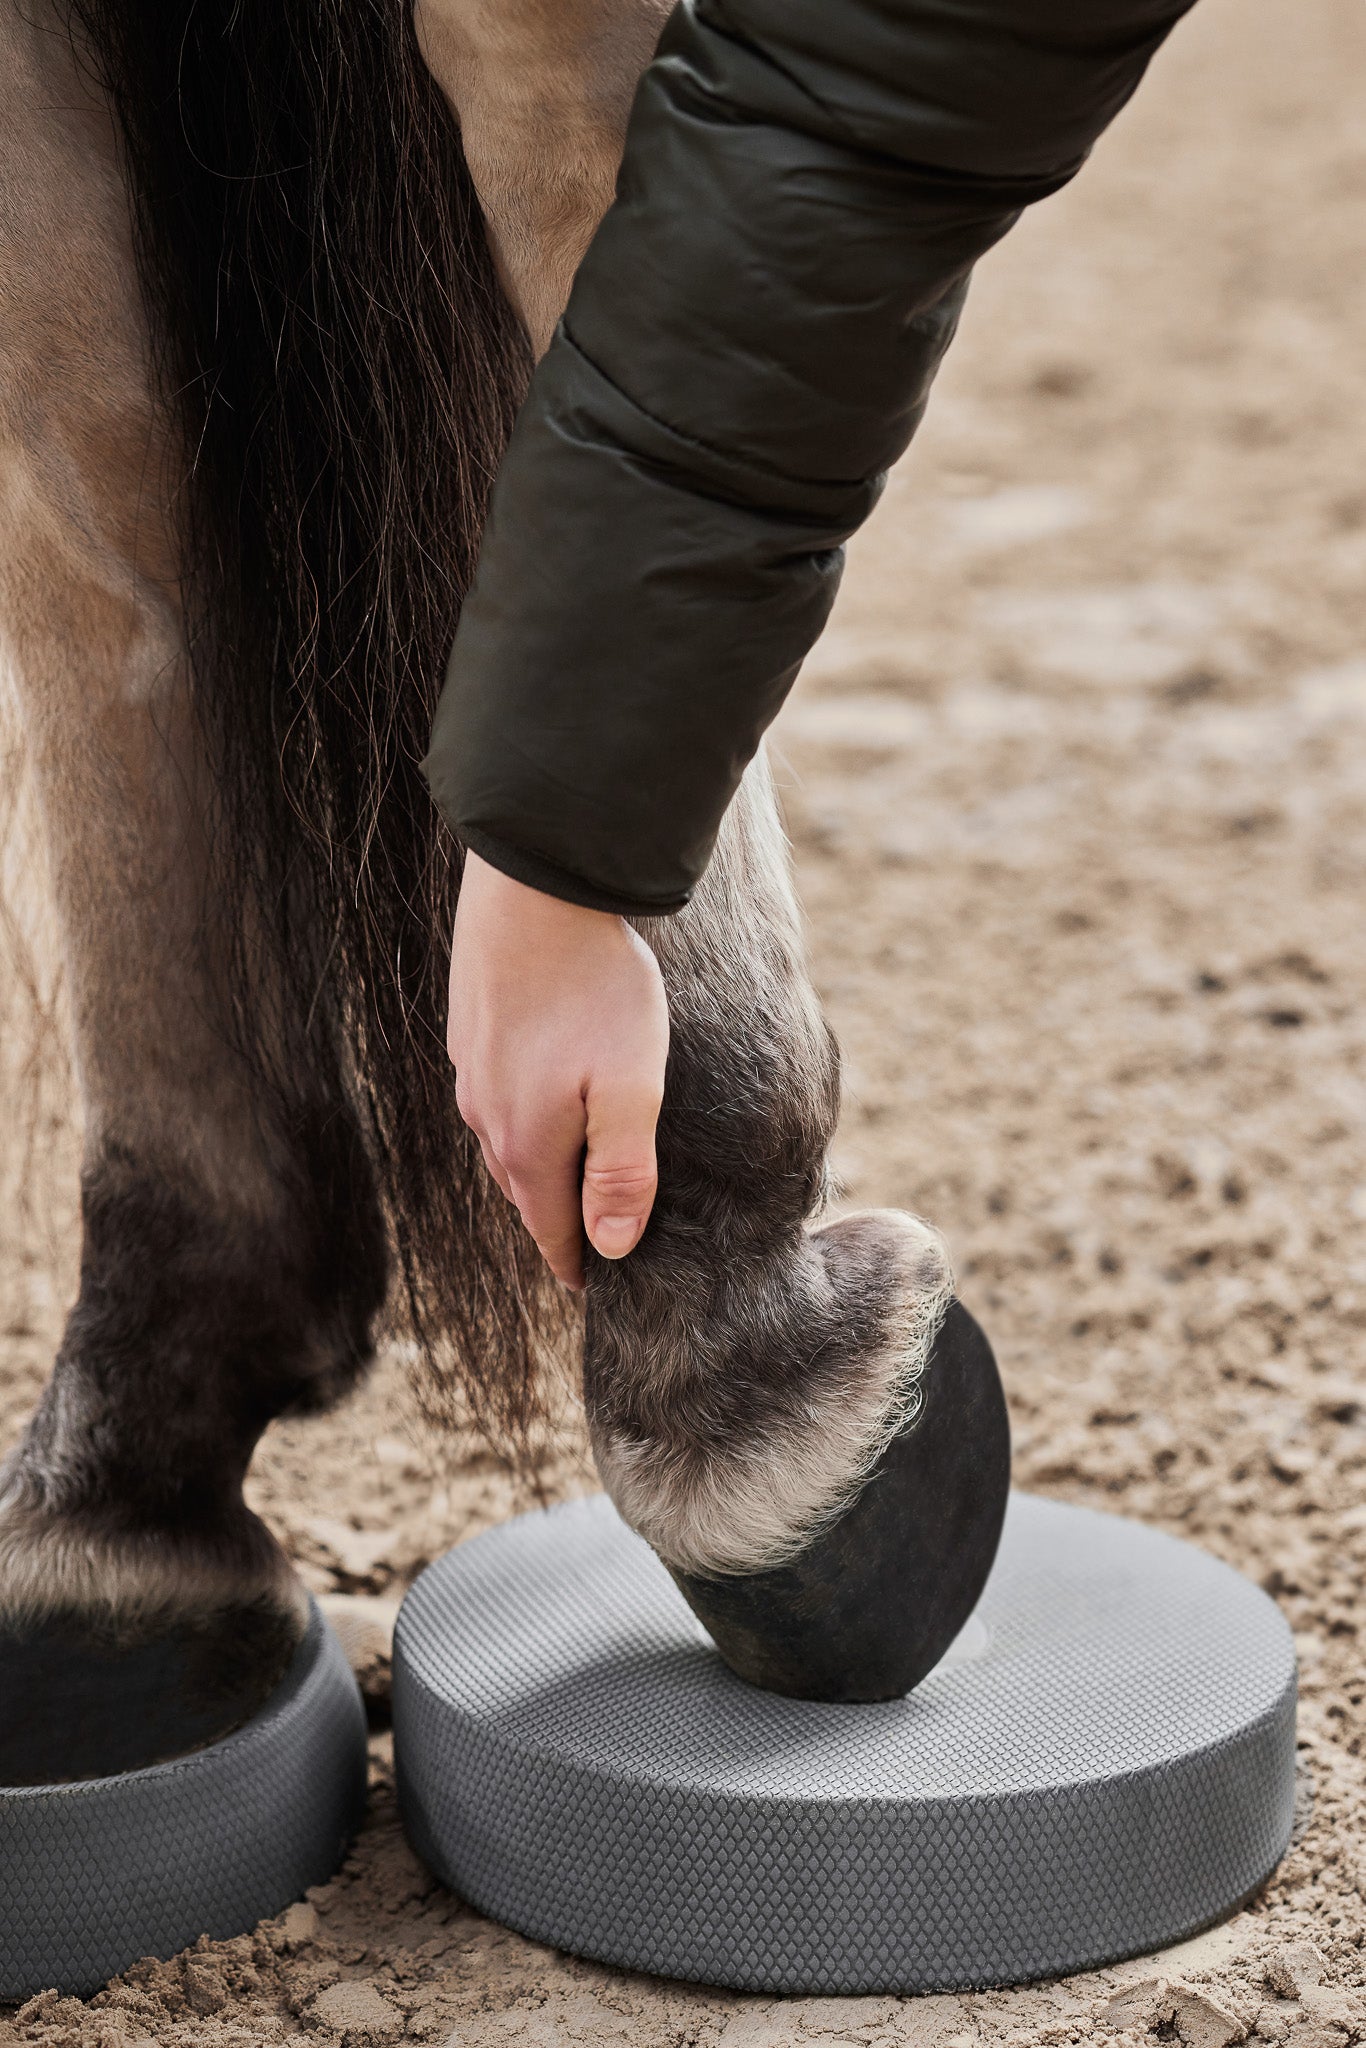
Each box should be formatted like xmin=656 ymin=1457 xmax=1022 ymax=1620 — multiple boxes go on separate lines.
xmin=1263 ymin=1942 xmax=1327 ymax=1999
xmin=1101 ymin=1979 xmax=1167 ymax=2033
xmin=272 ymin=1903 xmax=322 ymax=1955
xmin=180 ymin=1960 xmax=226 ymax=2018
xmin=1299 ymin=1983 xmax=1366 ymax=2038
xmin=306 ymin=1979 xmax=403 ymax=2044
xmin=1168 ymin=1986 xmax=1246 ymax=2048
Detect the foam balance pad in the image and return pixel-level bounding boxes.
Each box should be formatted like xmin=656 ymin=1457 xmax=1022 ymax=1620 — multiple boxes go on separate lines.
xmin=394 ymin=1493 xmax=1297 ymax=1994
xmin=0 ymin=1602 xmax=367 ymax=2001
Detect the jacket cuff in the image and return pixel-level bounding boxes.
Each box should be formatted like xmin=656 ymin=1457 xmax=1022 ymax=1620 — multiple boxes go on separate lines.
xmin=446 ymin=820 xmax=693 ymax=921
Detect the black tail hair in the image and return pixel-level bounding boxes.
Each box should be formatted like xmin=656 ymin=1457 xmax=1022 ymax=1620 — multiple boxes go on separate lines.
xmin=65 ymin=0 xmax=573 ymax=1454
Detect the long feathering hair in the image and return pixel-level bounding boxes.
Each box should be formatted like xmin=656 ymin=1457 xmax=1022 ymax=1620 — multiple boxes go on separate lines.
xmin=65 ymin=0 xmax=574 ymax=1454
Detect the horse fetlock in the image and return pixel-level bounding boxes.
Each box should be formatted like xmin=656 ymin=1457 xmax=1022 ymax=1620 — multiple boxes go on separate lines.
xmin=0 ymin=1479 xmax=307 ymax=1783
xmin=586 ymin=1207 xmax=953 ymax=1578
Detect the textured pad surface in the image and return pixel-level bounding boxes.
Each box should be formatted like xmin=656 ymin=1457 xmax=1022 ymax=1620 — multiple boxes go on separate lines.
xmin=1 ymin=1603 xmax=367 ymax=2000
xmin=394 ymin=1494 xmax=1296 ymax=1994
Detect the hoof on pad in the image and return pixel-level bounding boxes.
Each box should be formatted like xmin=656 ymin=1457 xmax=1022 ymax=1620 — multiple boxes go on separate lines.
xmin=394 ymin=1493 xmax=1296 ymax=1995
xmin=670 ymin=1297 xmax=1011 ymax=1701
xmin=0 ymin=1602 xmax=367 ymax=2000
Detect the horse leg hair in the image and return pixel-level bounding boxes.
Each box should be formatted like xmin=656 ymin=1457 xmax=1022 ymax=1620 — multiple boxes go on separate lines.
xmin=585 ymin=763 xmax=952 ymax=1576
xmin=0 ymin=1 xmax=388 ymax=1773
xmin=417 ymin=0 xmax=953 ymax=1579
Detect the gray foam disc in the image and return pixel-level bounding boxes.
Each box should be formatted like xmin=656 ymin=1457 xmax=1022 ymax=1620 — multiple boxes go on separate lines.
xmin=393 ymin=1493 xmax=1297 ymax=1994
xmin=1 ymin=1601 xmax=368 ymax=2001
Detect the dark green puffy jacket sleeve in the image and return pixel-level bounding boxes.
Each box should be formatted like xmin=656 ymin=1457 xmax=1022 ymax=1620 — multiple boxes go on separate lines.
xmin=425 ymin=0 xmax=1195 ymax=916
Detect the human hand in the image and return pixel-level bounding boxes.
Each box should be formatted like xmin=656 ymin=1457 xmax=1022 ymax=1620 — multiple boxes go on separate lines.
xmin=447 ymin=852 xmax=670 ymax=1289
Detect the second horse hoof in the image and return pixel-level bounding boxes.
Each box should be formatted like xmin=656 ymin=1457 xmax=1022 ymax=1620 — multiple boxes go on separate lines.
xmin=0 ymin=1601 xmax=367 ymax=2000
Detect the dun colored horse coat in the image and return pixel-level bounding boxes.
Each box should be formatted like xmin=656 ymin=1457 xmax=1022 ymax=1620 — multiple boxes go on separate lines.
xmin=0 ymin=0 xmax=951 ymax=1777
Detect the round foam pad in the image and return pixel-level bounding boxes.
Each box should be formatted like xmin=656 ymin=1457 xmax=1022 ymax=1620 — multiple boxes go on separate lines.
xmin=394 ymin=1494 xmax=1296 ymax=1994
xmin=0 ymin=1602 xmax=367 ymax=2000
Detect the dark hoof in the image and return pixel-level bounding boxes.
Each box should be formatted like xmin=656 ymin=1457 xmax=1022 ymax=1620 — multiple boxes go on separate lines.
xmin=0 ymin=1600 xmax=303 ymax=1785
xmin=669 ymin=1298 xmax=1010 ymax=1702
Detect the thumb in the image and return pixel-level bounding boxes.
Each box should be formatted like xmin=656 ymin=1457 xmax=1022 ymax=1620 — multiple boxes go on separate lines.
xmin=581 ymin=1082 xmax=660 ymax=1261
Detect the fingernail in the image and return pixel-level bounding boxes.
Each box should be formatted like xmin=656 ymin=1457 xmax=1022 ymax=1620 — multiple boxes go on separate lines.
xmin=594 ymin=1216 xmax=640 ymax=1258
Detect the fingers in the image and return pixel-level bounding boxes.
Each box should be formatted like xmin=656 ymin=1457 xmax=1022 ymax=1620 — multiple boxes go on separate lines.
xmin=458 ymin=1076 xmax=660 ymax=1286
xmin=505 ymin=1137 xmax=588 ymax=1291
xmin=456 ymin=1083 xmax=510 ymax=1198
xmin=444 ymin=854 xmax=670 ymax=1289
xmin=581 ymin=1078 xmax=661 ymax=1262
xmin=460 ymin=1091 xmax=588 ymax=1290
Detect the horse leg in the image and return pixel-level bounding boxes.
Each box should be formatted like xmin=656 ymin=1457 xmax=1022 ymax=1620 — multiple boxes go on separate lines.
xmin=584 ymin=768 xmax=1010 ymax=1699
xmin=0 ymin=2 xmax=388 ymax=1782
xmin=418 ymin=0 xmax=1008 ymax=1699
xmin=414 ymin=0 xmax=673 ymax=357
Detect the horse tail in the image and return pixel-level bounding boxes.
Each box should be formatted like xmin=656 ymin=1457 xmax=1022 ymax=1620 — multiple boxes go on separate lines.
xmin=64 ymin=0 xmax=573 ymax=1458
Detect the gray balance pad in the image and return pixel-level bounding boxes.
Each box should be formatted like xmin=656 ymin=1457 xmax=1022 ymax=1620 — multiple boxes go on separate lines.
xmin=0 ymin=1602 xmax=367 ymax=2001
xmin=394 ymin=1493 xmax=1296 ymax=1994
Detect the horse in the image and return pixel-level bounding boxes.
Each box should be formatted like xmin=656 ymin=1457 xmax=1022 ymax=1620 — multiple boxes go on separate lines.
xmin=0 ymin=0 xmax=955 ymax=1780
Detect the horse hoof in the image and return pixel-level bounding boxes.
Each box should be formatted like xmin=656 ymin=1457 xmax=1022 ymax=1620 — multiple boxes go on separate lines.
xmin=667 ymin=1297 xmax=1010 ymax=1701
xmin=0 ymin=1598 xmax=303 ymax=1784
xmin=0 ymin=1600 xmax=367 ymax=2001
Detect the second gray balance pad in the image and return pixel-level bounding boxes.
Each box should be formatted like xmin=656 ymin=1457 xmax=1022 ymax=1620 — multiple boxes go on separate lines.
xmin=393 ymin=1492 xmax=1296 ymax=1994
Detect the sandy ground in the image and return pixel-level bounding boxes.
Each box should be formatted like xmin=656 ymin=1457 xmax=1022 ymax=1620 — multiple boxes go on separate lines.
xmin=4 ymin=0 xmax=1366 ymax=2040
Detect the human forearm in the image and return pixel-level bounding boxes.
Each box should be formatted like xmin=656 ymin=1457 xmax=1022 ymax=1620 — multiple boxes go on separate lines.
xmin=426 ymin=0 xmax=1198 ymax=911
